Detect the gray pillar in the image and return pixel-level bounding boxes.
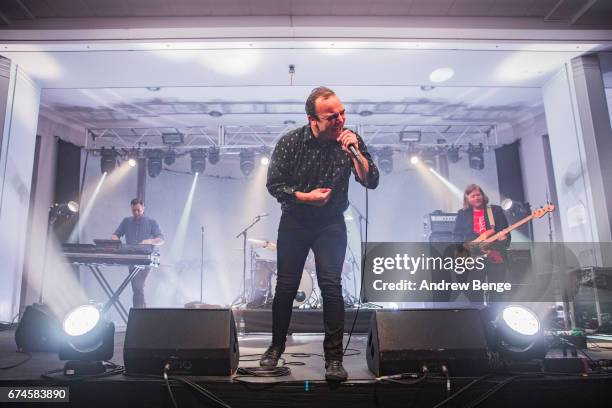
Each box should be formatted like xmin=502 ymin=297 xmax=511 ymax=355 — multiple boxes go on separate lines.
xmin=570 ymin=55 xmax=612 ymax=243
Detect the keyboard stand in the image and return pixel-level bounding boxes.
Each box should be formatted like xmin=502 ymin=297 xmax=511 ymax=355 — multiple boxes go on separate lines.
xmin=87 ymin=264 xmax=146 ymax=324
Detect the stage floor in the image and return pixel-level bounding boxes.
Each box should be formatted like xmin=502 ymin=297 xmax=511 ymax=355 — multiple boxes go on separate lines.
xmin=2 ymin=329 xmax=612 ymax=407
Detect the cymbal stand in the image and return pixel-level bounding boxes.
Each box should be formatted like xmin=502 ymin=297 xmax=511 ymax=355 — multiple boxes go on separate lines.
xmin=231 ymin=215 xmax=266 ymax=307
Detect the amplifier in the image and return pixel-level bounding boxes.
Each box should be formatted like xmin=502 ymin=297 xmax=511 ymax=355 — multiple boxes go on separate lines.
xmin=424 ymin=210 xmax=457 ymax=238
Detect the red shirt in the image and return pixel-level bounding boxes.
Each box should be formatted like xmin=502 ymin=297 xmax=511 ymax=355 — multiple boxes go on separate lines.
xmin=472 ymin=207 xmax=503 ymax=264
xmin=473 ymin=208 xmax=486 ymax=234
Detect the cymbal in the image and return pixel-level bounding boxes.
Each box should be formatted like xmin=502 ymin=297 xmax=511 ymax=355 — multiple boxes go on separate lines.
xmin=248 ymin=238 xmax=277 ymax=250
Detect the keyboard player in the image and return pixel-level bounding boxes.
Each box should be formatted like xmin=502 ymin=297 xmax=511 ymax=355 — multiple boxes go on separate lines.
xmin=111 ymin=198 xmax=165 ymax=308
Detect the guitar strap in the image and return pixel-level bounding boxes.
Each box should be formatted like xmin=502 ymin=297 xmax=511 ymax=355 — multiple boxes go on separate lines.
xmin=486 ymin=206 xmax=495 ymax=229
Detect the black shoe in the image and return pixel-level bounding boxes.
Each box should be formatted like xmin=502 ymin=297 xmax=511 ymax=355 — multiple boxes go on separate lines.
xmin=325 ymin=360 xmax=348 ymax=382
xmin=259 ymin=344 xmax=285 ymax=367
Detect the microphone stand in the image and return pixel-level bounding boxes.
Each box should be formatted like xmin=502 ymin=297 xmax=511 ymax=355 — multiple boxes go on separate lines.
xmin=345 ymin=243 xmax=360 ymax=307
xmin=348 ymin=152 xmax=379 ymax=308
xmin=185 ymin=226 xmax=210 ymax=309
xmin=200 ymin=226 xmax=204 ymax=303
xmin=350 ymin=203 xmax=368 ymax=245
xmin=232 ymin=215 xmax=266 ymax=308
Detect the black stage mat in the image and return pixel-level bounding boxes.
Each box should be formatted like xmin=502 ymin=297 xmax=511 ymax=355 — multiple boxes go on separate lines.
xmin=1 ymin=329 xmax=612 ymax=407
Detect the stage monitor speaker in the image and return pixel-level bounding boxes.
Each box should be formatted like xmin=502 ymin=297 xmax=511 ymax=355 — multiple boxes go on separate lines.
xmin=124 ymin=308 xmax=239 ymax=376
xmin=367 ymin=309 xmax=491 ymax=376
xmin=14 ymin=303 xmax=63 ymax=352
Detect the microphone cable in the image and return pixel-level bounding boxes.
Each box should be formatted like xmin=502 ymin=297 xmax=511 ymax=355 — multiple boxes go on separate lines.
xmin=343 ymin=145 xmax=371 ymax=356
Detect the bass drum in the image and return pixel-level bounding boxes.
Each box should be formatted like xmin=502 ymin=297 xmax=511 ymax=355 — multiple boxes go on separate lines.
xmin=270 ymin=270 xmax=314 ymax=307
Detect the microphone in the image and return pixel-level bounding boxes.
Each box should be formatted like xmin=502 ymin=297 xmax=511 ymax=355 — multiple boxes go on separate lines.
xmin=348 ymin=144 xmax=360 ymax=159
xmin=348 ymin=144 xmax=366 ymax=168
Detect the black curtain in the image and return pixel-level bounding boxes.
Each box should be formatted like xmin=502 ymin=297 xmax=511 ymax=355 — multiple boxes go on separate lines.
xmin=53 ymin=139 xmax=81 ymax=243
xmin=495 ymin=140 xmax=530 ymax=238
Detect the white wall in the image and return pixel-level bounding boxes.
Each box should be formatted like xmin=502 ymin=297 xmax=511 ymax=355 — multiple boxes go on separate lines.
xmin=542 ymin=66 xmax=600 ymax=248
xmin=20 ymin=114 xmax=86 ymax=310
xmin=0 ymin=65 xmax=40 ymax=322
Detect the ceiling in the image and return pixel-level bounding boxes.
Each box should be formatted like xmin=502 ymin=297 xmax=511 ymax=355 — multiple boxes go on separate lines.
xmin=0 ymin=0 xmax=611 ymax=26
xmin=2 ymin=45 xmax=594 ymax=89
xmin=0 ymin=42 xmax=596 ymax=149
xmin=8 ymin=43 xmax=572 ymax=148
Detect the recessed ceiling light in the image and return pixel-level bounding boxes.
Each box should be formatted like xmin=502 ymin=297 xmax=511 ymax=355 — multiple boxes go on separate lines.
xmin=420 ymin=85 xmax=435 ymax=91
xmin=209 ymin=111 xmax=223 ymax=117
xmin=146 ymin=87 xmax=161 ymax=92
xmin=359 ymin=110 xmax=374 ymax=117
xmin=429 ymin=67 xmax=455 ymax=83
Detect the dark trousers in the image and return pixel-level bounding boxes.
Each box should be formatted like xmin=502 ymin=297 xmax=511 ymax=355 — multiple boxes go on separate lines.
xmin=129 ymin=266 xmax=151 ymax=308
xmin=272 ymin=212 xmax=347 ymax=360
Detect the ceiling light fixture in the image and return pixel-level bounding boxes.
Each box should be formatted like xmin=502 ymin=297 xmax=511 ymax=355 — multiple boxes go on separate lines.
xmin=429 ymin=67 xmax=455 ymax=83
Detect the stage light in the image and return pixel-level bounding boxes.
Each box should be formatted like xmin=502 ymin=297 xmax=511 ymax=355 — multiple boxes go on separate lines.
xmin=66 ymin=201 xmax=79 ymax=213
xmin=190 ymin=149 xmax=207 ymax=174
xmin=49 ymin=201 xmax=79 ymax=225
xmin=447 ymin=146 xmax=460 ymax=163
xmin=502 ymin=305 xmax=540 ymax=336
xmin=239 ymin=149 xmax=255 ymax=176
xmin=53 ymin=201 xmax=79 ymax=217
xmin=259 ymin=147 xmax=272 ymax=166
xmin=162 ymin=132 xmax=184 ymax=146
xmin=377 ymin=147 xmax=393 ymax=175
xmin=501 ymin=198 xmax=514 ymax=211
xmin=421 ymin=149 xmax=437 ymax=168
xmin=163 ymin=149 xmax=176 ymax=166
xmin=208 ymin=146 xmax=220 ymax=165
xmin=59 ymin=304 xmax=115 ymax=375
xmin=128 ymin=158 xmax=137 ymax=167
xmin=63 ymin=305 xmax=100 ymax=337
xmin=493 ymin=305 xmax=546 ymax=361
xmin=501 ymin=199 xmax=534 ymax=220
xmin=399 ymin=131 xmax=421 ymax=143
xmin=146 ymin=150 xmax=164 ymax=178
xmin=100 ymin=148 xmax=118 ymax=174
xmin=467 ymin=143 xmax=485 ymax=170
xmin=410 ymin=155 xmax=419 ymax=165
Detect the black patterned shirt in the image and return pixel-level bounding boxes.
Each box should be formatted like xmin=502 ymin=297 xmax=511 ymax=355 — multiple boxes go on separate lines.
xmin=266 ymin=125 xmax=379 ymax=218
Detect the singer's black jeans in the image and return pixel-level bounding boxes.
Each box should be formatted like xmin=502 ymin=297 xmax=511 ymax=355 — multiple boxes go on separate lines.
xmin=272 ymin=211 xmax=347 ymax=361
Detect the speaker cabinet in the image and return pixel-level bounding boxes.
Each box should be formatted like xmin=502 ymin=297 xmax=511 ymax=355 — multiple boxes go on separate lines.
xmin=124 ymin=308 xmax=239 ymax=376
xmin=367 ymin=309 xmax=491 ymax=376
xmin=15 ymin=304 xmax=62 ymax=352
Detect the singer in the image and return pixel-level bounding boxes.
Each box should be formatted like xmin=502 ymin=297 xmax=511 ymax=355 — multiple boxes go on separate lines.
xmin=264 ymin=87 xmax=379 ymax=381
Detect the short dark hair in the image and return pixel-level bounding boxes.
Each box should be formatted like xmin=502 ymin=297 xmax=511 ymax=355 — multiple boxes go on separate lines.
xmin=305 ymin=86 xmax=336 ymax=118
xmin=463 ymin=184 xmax=489 ymax=209
xmin=130 ymin=198 xmax=144 ymax=207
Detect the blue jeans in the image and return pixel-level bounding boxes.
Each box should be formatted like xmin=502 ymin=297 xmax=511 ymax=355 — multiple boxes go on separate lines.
xmin=272 ymin=212 xmax=347 ymax=360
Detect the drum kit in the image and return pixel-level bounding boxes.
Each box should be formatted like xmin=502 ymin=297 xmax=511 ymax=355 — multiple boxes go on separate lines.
xmin=246 ymin=238 xmax=359 ymax=309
